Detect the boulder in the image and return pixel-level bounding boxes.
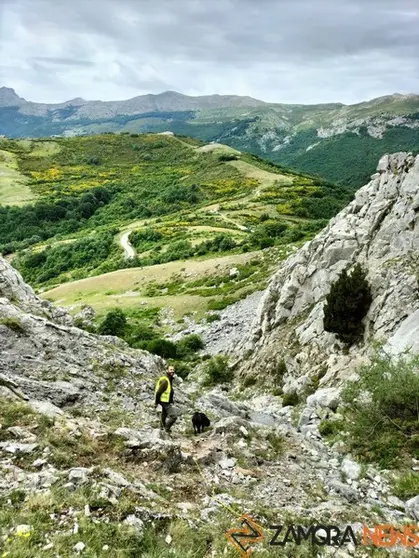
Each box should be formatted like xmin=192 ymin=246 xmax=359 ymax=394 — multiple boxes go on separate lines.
xmin=306 ymin=388 xmax=341 ymax=410
xmin=341 ymin=456 xmax=362 ymax=481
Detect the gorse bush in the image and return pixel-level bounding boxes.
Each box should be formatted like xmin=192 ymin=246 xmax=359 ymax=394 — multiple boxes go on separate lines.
xmin=342 ymin=354 xmax=419 ymax=467
xmin=323 ymin=263 xmax=372 ymax=345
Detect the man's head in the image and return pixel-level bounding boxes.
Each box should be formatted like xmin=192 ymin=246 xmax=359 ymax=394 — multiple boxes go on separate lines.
xmin=167 ymin=366 xmax=175 ymax=379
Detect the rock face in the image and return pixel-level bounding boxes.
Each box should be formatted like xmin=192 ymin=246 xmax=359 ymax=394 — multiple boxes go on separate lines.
xmin=238 ymin=153 xmax=419 ymax=387
xmin=0 ymin=258 xmax=163 ymax=410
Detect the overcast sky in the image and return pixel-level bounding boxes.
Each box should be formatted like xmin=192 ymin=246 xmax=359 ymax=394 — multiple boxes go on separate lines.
xmin=0 ymin=0 xmax=418 ymax=105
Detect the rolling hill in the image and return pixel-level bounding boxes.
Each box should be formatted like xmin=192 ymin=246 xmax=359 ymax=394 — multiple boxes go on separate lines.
xmin=0 ymin=132 xmax=352 ymax=322
xmin=1 ymin=87 xmax=419 ymax=187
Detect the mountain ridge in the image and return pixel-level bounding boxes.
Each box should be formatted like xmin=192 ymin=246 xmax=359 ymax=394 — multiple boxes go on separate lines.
xmin=1 ymin=86 xmax=419 ymax=187
xmin=3 ymin=85 xmax=419 ymax=110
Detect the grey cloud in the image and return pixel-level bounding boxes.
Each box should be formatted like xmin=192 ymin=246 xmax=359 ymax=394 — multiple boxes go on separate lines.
xmin=0 ymin=0 xmax=418 ymax=103
xmin=31 ymin=57 xmax=95 ymax=67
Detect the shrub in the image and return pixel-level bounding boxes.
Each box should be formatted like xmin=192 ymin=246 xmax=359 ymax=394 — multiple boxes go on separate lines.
xmin=206 ymin=313 xmax=221 ymax=323
xmin=126 ymin=323 xmax=157 ymax=347
xmin=282 ymin=392 xmax=299 ymax=407
xmin=143 ymin=338 xmax=177 ymax=359
xmin=273 ymin=359 xmax=287 ymax=383
xmin=242 ymin=375 xmax=258 ymax=388
xmin=203 ymin=355 xmax=233 ymax=386
xmin=98 ymin=309 xmax=127 ymax=337
xmin=177 ymin=334 xmax=204 ymax=356
xmin=323 ymin=263 xmax=372 ymax=345
xmin=318 ymin=419 xmax=343 ymax=437
xmin=342 ymin=354 xmax=419 ymax=467
xmin=218 ymin=153 xmax=238 ymax=161
xmin=167 ymin=360 xmax=191 ymax=380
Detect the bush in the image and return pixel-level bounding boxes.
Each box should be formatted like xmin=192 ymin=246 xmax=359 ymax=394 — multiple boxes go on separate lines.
xmin=282 ymin=392 xmax=299 ymax=407
xmin=98 ymin=309 xmax=127 ymax=337
xmin=203 ymin=355 xmax=233 ymax=386
xmin=176 ymin=334 xmax=204 ymax=356
xmin=323 ymin=263 xmax=372 ymax=345
xmin=206 ymin=313 xmax=221 ymax=323
xmin=218 ymin=153 xmax=238 ymax=161
xmin=143 ymin=338 xmax=177 ymax=359
xmin=342 ymin=354 xmax=419 ymax=467
xmin=319 ymin=419 xmax=343 ymax=437
xmin=125 ymin=323 xmax=157 ymax=347
xmin=167 ymin=360 xmax=191 ymax=380
xmin=273 ymin=359 xmax=287 ymax=383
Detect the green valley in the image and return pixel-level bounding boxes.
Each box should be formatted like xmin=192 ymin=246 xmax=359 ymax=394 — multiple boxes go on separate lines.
xmin=0 ymin=133 xmax=351 ymax=324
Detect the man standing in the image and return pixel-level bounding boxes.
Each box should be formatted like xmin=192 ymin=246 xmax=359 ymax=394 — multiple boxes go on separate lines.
xmin=154 ymin=366 xmax=178 ymax=433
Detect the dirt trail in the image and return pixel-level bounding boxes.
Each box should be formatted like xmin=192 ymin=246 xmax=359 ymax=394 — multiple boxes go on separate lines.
xmin=120 ymin=230 xmax=136 ymax=259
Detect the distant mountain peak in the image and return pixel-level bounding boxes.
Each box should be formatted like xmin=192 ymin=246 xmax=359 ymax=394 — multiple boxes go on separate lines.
xmin=0 ymin=86 xmax=26 ymax=107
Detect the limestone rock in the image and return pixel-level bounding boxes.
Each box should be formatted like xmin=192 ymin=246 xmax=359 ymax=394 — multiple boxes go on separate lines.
xmin=237 ymin=152 xmax=419 ymax=387
xmin=341 ymin=456 xmax=362 ymax=481
xmin=306 ymin=388 xmax=341 ymax=410
xmin=406 ymin=495 xmax=419 ymax=521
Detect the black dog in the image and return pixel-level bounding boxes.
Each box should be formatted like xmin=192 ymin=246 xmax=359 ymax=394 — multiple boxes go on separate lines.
xmin=192 ymin=412 xmax=211 ymax=434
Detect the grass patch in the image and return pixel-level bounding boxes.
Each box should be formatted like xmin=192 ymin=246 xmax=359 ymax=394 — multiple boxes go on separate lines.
xmin=0 ymin=317 xmax=26 ymax=334
xmin=393 ymin=472 xmax=419 ymax=500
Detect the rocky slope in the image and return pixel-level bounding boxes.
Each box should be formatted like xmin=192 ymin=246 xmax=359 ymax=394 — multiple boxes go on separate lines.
xmin=235 ymin=152 xmax=419 ymax=395
xmin=1 ymin=154 xmax=419 ymax=555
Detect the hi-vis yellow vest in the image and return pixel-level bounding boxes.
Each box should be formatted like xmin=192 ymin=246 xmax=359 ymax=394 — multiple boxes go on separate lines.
xmin=155 ymin=375 xmax=172 ymax=403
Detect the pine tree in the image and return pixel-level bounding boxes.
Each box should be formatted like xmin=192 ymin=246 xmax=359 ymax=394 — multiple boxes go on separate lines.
xmin=323 ymin=263 xmax=372 ymax=345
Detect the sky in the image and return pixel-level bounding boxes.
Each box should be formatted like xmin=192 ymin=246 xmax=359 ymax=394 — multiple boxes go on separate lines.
xmin=0 ymin=0 xmax=418 ymax=105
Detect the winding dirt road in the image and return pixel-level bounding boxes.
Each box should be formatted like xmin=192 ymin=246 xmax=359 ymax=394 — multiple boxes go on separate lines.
xmin=120 ymin=231 xmax=136 ymax=259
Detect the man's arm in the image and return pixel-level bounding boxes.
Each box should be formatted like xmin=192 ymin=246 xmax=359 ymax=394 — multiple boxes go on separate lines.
xmin=155 ymin=379 xmax=168 ymax=406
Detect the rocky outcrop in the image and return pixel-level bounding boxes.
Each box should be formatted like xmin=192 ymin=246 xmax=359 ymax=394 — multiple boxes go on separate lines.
xmin=0 ymin=258 xmax=72 ymax=325
xmin=237 ymin=153 xmax=419 ymax=388
xmin=0 ymin=258 xmax=163 ymax=410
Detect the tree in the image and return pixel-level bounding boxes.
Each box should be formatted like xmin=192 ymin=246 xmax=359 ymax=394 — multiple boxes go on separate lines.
xmin=98 ymin=309 xmax=127 ymax=337
xmin=323 ymin=263 xmax=372 ymax=345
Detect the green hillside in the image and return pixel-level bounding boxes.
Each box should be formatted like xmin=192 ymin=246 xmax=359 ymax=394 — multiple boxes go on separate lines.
xmin=0 ymin=133 xmax=351 ymax=319
xmin=1 ymin=89 xmax=418 ymax=188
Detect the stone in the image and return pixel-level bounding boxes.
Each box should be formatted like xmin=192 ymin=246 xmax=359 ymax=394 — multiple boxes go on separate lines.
xmin=114 ymin=427 xmax=162 ymax=449
xmin=341 ymin=456 xmax=362 ymax=480
xmin=219 ymin=456 xmax=237 ymax=469
xmin=326 ymin=479 xmax=359 ymax=503
xmin=387 ymin=495 xmax=405 ymax=508
xmin=124 ymin=515 xmax=144 ymax=537
xmin=28 ymin=400 xmax=64 ymax=419
xmin=74 ymin=542 xmax=85 ymax=553
xmin=306 ymin=388 xmax=341 ymax=410
xmin=104 ymin=468 xmax=130 ymax=487
xmin=237 ymin=152 xmax=419 ymax=389
xmin=239 ymin=426 xmax=249 ymax=437
xmin=406 ymin=495 xmax=419 ymax=521
xmin=212 ymin=416 xmax=250 ymax=435
xmin=68 ymin=468 xmax=91 ymax=484
xmin=0 ymin=442 xmax=38 ymax=454
xmin=33 ymin=458 xmax=47 ymax=468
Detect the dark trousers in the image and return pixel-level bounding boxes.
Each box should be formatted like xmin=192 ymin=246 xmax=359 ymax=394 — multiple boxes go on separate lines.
xmin=160 ymin=403 xmax=177 ymax=431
